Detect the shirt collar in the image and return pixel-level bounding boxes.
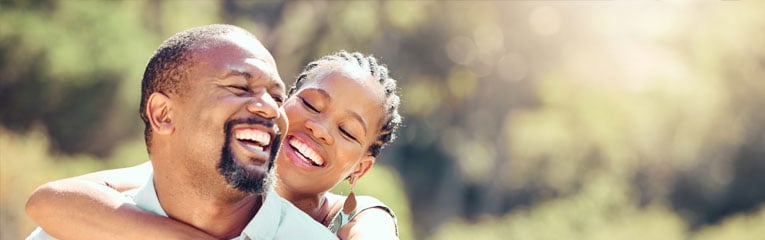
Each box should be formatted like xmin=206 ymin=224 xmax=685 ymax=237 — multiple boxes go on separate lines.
xmin=130 ymin=172 xmax=291 ymax=240
xmin=129 ymin=172 xmax=168 ymax=217
xmin=239 ymin=187 xmax=280 ymax=240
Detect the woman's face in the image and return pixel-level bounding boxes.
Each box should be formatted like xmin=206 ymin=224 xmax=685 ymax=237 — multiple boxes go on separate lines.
xmin=276 ymin=63 xmax=386 ymax=195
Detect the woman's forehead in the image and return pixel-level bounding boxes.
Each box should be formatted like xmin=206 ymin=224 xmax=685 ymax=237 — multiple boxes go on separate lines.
xmin=306 ymin=70 xmax=380 ymax=96
xmin=307 ymin=62 xmax=375 ymax=87
xmin=301 ymin=67 xmax=386 ymax=129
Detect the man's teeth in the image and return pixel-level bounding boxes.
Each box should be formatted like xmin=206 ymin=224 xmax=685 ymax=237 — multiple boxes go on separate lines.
xmin=235 ymin=129 xmax=271 ymax=147
xmin=289 ymin=139 xmax=324 ymax=166
xmin=243 ymin=144 xmax=263 ymax=152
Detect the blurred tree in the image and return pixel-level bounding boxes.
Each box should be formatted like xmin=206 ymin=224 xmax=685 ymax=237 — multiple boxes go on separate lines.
xmin=0 ymin=0 xmax=156 ymax=157
xmin=2 ymin=1 xmax=765 ymax=239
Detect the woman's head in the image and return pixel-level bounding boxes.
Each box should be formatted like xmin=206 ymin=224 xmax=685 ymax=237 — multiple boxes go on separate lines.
xmin=289 ymin=51 xmax=402 ymax=155
xmin=276 ymin=51 xmax=402 ymax=196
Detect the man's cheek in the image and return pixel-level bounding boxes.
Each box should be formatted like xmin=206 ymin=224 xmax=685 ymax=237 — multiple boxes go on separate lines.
xmin=277 ymin=108 xmax=288 ymax=135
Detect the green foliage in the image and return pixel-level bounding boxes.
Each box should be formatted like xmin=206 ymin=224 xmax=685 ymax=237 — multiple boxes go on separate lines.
xmin=0 ymin=0 xmax=157 ymax=156
xmin=2 ymin=1 xmax=765 ymax=239
xmin=691 ymin=206 xmax=765 ymax=240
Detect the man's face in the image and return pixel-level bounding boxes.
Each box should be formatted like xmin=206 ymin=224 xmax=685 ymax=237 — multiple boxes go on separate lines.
xmin=168 ymin=33 xmax=287 ymax=194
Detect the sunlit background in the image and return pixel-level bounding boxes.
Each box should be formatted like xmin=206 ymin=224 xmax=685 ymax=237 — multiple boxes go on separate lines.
xmin=2 ymin=1 xmax=764 ymax=239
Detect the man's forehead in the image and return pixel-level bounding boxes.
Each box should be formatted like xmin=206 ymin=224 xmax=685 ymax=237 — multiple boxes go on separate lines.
xmin=223 ymin=58 xmax=285 ymax=88
xmin=190 ymin=36 xmax=281 ymax=80
xmin=189 ymin=32 xmax=272 ymax=60
xmin=220 ymin=32 xmax=274 ymax=63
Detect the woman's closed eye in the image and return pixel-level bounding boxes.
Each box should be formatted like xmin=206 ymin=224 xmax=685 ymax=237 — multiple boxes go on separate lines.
xmin=301 ymin=97 xmax=319 ymax=112
xmin=339 ymin=127 xmax=358 ymax=142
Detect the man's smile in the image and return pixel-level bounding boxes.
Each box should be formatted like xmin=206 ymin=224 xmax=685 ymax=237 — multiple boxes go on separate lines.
xmin=226 ymin=116 xmax=280 ymax=166
xmin=234 ymin=128 xmax=271 ymax=153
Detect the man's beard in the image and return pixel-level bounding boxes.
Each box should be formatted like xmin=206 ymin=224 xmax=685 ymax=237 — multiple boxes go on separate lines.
xmin=217 ymin=118 xmax=282 ymax=193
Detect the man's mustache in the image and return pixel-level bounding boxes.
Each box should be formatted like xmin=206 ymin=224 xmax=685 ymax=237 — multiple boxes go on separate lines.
xmin=225 ymin=117 xmax=276 ymax=132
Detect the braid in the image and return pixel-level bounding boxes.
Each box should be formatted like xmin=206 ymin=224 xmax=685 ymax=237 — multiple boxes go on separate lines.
xmin=288 ymin=51 xmax=402 ymax=157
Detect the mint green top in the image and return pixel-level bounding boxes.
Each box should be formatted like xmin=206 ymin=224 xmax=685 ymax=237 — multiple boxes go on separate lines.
xmin=324 ymin=192 xmax=398 ymax=236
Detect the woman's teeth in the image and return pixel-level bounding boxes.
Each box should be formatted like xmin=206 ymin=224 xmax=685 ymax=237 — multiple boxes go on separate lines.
xmin=289 ymin=138 xmax=325 ymax=166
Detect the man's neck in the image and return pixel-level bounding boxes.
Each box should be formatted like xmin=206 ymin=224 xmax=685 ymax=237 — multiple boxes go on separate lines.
xmin=153 ymin=171 xmax=264 ymax=239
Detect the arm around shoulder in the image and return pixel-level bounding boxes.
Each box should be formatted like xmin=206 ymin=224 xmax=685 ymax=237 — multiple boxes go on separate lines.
xmin=25 ymin=161 xmax=216 ymax=240
xmin=25 ymin=161 xmax=152 ymax=227
xmin=25 ymin=177 xmax=139 ymax=239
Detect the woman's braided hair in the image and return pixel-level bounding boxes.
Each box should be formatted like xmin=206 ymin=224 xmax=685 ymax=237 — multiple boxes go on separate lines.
xmin=288 ymin=51 xmax=402 ymax=157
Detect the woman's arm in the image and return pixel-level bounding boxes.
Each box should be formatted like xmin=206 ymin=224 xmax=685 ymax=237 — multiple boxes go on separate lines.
xmin=336 ymin=208 xmax=398 ymax=240
xmin=25 ymin=162 xmax=216 ymax=240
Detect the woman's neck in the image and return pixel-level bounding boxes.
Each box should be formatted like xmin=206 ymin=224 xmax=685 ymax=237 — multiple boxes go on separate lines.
xmin=275 ymin=182 xmax=331 ymax=225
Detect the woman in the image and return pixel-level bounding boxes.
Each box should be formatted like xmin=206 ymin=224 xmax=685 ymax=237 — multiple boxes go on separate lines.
xmin=25 ymin=51 xmax=402 ymax=239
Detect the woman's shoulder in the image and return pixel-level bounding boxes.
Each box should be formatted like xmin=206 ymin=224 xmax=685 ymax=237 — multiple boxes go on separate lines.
xmin=330 ymin=193 xmax=399 ymax=238
xmin=325 ymin=192 xmax=397 ymax=233
xmin=325 ymin=192 xmax=390 ymax=212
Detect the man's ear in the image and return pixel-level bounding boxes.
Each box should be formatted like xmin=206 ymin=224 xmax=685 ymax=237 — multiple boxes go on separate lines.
xmin=146 ymin=92 xmax=174 ymax=135
xmin=352 ymin=156 xmax=376 ymax=180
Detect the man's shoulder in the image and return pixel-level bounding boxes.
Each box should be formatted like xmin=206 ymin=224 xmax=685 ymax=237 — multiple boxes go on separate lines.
xmin=26 ymin=227 xmax=56 ymax=240
xmin=272 ymin=195 xmax=337 ymax=239
xmin=243 ymin=190 xmax=336 ymax=239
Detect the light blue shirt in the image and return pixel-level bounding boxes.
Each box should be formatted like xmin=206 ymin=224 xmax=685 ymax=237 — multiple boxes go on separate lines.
xmin=28 ymin=173 xmax=337 ymax=240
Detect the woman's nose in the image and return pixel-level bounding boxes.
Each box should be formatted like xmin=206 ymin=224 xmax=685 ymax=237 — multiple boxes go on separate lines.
xmin=305 ymin=118 xmax=334 ymax=145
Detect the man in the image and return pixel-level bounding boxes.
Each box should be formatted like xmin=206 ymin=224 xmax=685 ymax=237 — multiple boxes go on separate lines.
xmin=28 ymin=24 xmax=336 ymax=239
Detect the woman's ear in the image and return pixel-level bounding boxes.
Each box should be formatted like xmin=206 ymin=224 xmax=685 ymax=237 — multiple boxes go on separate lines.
xmin=351 ymin=156 xmax=376 ymax=180
xmin=147 ymin=92 xmax=174 ymax=135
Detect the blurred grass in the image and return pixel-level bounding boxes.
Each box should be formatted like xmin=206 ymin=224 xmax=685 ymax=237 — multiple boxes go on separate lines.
xmin=431 ymin=174 xmax=765 ymax=240
xmin=0 ymin=126 xmax=147 ymax=239
xmin=431 ymin=175 xmax=688 ymax=240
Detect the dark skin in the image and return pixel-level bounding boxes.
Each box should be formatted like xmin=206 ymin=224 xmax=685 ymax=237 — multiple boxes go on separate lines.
xmin=26 ymin=58 xmax=398 ymax=240
xmin=26 ymin=29 xmax=289 ymax=240
xmin=145 ymin=34 xmax=286 ymax=238
xmin=26 ymin=162 xmax=217 ymax=240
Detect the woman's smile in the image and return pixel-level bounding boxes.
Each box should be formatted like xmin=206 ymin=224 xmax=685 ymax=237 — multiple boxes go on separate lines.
xmin=284 ymin=135 xmax=327 ymax=169
xmin=289 ymin=136 xmax=325 ymax=166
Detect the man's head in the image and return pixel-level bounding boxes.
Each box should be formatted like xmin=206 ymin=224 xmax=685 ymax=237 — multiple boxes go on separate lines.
xmin=140 ymin=24 xmax=286 ymax=194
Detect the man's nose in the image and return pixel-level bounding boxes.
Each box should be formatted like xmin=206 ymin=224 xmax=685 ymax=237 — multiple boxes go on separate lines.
xmin=246 ymin=90 xmax=280 ymax=120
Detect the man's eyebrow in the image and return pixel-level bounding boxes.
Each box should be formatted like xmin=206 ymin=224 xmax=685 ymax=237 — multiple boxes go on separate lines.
xmin=220 ymin=68 xmax=284 ymax=90
xmin=219 ymin=69 xmax=253 ymax=80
